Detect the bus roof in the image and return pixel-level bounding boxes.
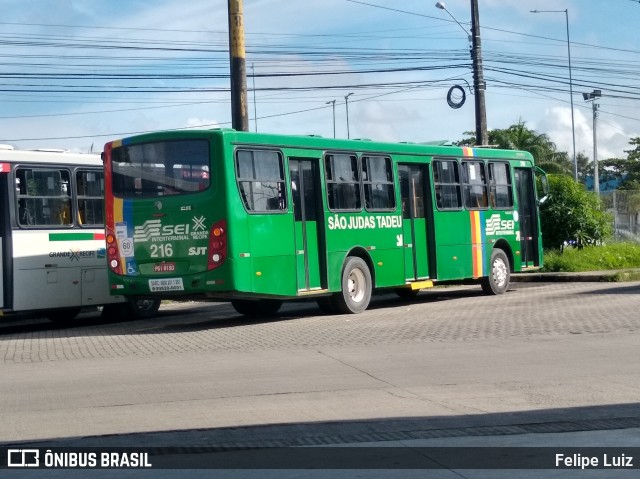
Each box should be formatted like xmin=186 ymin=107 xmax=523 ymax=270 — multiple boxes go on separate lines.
xmin=0 ymin=148 xmax=102 ymax=167
xmin=111 ymin=128 xmax=536 ymax=164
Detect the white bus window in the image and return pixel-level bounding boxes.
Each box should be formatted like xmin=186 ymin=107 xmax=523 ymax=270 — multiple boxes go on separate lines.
xmin=16 ymin=168 xmax=72 ymax=227
xmin=76 ymin=170 xmax=104 ymax=226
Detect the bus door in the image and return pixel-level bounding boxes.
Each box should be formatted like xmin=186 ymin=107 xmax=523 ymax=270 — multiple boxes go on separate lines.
xmin=399 ymin=164 xmax=430 ymax=281
xmin=515 ymin=167 xmax=540 ymax=267
xmin=289 ymin=158 xmax=324 ymax=292
xmin=0 ymin=164 xmax=9 ymax=308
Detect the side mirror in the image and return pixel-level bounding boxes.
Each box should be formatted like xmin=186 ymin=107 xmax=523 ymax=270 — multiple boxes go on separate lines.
xmin=535 ymin=167 xmax=550 ymax=205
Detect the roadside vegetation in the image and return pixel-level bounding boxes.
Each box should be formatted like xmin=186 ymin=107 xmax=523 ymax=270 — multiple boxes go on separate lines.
xmin=542 ymin=242 xmax=640 ymax=272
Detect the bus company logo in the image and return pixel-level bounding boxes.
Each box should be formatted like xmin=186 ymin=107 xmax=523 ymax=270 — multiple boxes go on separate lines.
xmin=485 ymin=214 xmax=516 ymax=236
xmin=49 ymin=249 xmax=96 ymax=261
xmin=133 ymin=220 xmax=162 ymax=242
xmin=192 ymin=216 xmax=206 ymax=232
xmin=133 ymin=219 xmax=204 ymax=242
xmin=8 ymin=449 xmax=40 ymax=467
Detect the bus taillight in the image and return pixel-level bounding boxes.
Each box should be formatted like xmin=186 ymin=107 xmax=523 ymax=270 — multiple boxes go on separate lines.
xmin=207 ymin=219 xmax=227 ymax=270
xmin=106 ymin=230 xmax=123 ymax=275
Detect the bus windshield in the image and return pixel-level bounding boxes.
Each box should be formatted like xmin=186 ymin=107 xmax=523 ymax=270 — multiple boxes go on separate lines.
xmin=111 ymin=139 xmax=210 ymax=198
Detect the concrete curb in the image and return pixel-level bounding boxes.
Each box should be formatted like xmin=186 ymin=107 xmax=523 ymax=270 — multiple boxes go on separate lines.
xmin=511 ymin=269 xmax=640 ymax=283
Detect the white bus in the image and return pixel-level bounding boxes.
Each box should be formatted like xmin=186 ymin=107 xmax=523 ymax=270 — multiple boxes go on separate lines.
xmin=0 ymin=145 xmax=160 ymax=322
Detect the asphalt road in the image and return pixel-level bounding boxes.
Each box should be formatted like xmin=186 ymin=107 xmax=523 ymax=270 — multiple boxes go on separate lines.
xmin=1 ymin=281 xmax=640 ymax=457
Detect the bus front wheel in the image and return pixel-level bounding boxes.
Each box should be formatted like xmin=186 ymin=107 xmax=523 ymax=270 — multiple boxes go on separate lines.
xmin=481 ymin=249 xmax=510 ymax=295
xmin=231 ymin=299 xmax=282 ymax=317
xmin=333 ymin=256 xmax=372 ymax=314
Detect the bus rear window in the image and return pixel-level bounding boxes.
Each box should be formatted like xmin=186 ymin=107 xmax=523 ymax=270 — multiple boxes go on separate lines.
xmin=111 ymin=140 xmax=210 ymax=198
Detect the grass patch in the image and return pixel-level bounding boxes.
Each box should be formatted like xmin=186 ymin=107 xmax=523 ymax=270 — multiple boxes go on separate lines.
xmin=542 ymin=242 xmax=640 ymax=272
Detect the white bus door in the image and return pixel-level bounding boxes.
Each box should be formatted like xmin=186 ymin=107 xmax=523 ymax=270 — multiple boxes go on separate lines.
xmin=0 ymin=165 xmax=8 ymax=309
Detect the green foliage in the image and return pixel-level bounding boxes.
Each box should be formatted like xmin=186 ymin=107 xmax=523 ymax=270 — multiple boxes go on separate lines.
xmin=540 ymin=174 xmax=613 ymax=250
xmin=600 ymin=137 xmax=640 ymax=187
xmin=543 ymin=242 xmax=640 ymax=272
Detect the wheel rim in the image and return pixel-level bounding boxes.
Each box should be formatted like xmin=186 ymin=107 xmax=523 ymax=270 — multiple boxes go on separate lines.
xmin=135 ymin=300 xmax=155 ymax=311
xmin=492 ymin=257 xmax=508 ymax=287
xmin=348 ymin=267 xmax=366 ymax=303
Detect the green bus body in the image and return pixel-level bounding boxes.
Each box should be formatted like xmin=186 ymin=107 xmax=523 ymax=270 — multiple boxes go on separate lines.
xmin=104 ymin=129 xmax=544 ymax=314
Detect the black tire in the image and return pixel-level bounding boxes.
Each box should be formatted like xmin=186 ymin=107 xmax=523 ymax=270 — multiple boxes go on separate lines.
xmin=332 ymin=256 xmax=372 ymax=314
xmin=395 ymin=287 xmax=420 ymax=299
xmin=317 ymin=297 xmax=337 ymax=314
xmin=231 ymin=299 xmax=282 ymax=317
xmin=46 ymin=307 xmax=82 ymax=324
xmin=481 ymin=248 xmax=510 ymax=295
xmin=126 ymin=297 xmax=161 ymax=319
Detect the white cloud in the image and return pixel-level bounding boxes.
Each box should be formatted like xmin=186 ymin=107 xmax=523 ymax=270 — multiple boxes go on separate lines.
xmin=540 ymin=106 xmax=632 ymax=161
xmin=185 ymin=118 xmax=220 ymax=129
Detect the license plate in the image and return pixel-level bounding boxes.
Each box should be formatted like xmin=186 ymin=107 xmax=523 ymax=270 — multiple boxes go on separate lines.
xmin=149 ymin=278 xmax=184 ymax=292
xmin=153 ymin=262 xmax=176 ymax=273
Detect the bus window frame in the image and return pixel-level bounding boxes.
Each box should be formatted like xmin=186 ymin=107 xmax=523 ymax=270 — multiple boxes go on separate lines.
xmin=15 ymin=165 xmax=74 ymax=229
xmin=76 ymin=168 xmax=105 ymax=227
xmin=487 ymin=161 xmax=514 ymax=210
xmin=110 ymin=139 xmax=212 ymax=199
xmin=234 ymin=147 xmax=287 ymax=215
xmin=432 ymin=157 xmax=463 ymax=212
xmin=361 ymin=155 xmax=396 ymax=212
xmin=461 ymin=160 xmax=489 ymax=211
xmin=324 ymin=151 xmax=362 ymax=213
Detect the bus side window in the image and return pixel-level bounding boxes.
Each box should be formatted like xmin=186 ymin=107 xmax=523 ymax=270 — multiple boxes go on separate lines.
xmin=433 ymin=159 xmax=462 ymax=210
xmin=362 ymin=156 xmax=395 ymax=211
xmin=488 ymin=162 xmax=513 ymax=209
xmin=462 ymin=161 xmax=488 ymax=209
xmin=16 ymin=168 xmax=72 ymax=227
xmin=76 ymin=170 xmax=105 ymax=226
xmin=235 ymin=149 xmax=286 ymax=213
xmin=325 ymin=153 xmax=361 ymax=211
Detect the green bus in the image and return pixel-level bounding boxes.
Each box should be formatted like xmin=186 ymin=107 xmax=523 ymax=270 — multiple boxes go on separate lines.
xmin=103 ymin=129 xmax=547 ymax=315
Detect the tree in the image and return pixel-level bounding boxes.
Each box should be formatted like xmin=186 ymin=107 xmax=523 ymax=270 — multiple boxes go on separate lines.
xmin=599 ymin=137 xmax=640 ymax=187
xmin=458 ymin=120 xmax=572 ymax=174
xmin=540 ymin=174 xmax=612 ymax=251
xmin=576 ymin=152 xmax=592 ymax=183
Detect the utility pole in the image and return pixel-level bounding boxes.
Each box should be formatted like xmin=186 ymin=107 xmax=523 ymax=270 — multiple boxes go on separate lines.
xmin=583 ymin=90 xmax=601 ymax=194
xmin=436 ymin=1 xmax=487 ymax=146
xmin=345 ymin=93 xmax=354 ymax=139
xmin=228 ymin=0 xmax=249 ymax=131
xmin=470 ymin=0 xmax=487 ymax=146
xmin=252 ymin=63 xmax=258 ymax=132
xmin=326 ymin=100 xmax=336 ymax=138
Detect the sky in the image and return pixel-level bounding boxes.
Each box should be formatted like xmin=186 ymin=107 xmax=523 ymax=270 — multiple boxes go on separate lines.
xmin=0 ymin=0 xmax=639 ymax=164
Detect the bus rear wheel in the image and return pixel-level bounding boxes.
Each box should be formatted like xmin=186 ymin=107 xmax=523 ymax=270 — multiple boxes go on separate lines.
xmin=231 ymin=299 xmax=282 ymax=317
xmin=481 ymin=248 xmax=510 ymax=295
xmin=333 ymin=256 xmax=372 ymax=314
xmin=127 ymin=298 xmax=161 ymax=319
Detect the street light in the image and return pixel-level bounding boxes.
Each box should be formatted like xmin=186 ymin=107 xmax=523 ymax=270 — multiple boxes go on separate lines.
xmin=583 ymin=89 xmax=602 ymax=194
xmin=435 ymin=1 xmax=488 ymax=146
xmin=326 ymin=100 xmax=336 ymax=138
xmin=435 ymin=1 xmax=470 ymax=39
xmin=531 ymin=9 xmax=577 ymax=182
xmin=344 ymin=93 xmax=354 ymax=139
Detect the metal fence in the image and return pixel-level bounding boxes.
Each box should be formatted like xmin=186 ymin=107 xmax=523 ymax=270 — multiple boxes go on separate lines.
xmin=600 ymin=190 xmax=640 ymax=241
